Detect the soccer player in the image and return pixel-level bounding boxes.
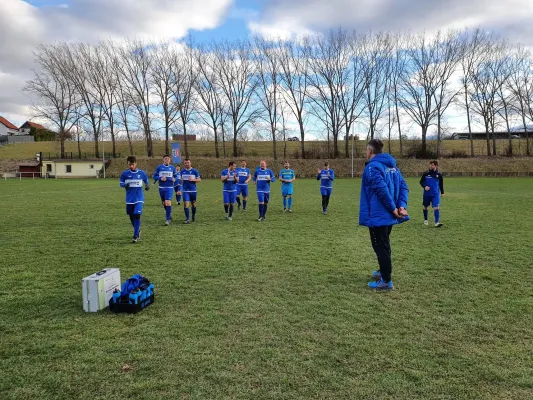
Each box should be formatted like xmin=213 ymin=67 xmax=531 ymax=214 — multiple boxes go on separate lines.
xmin=235 ymin=159 xmax=251 ymax=211
xmin=359 ymin=139 xmax=409 ymax=290
xmin=174 ymin=164 xmax=182 ymax=205
xmin=221 ymin=161 xmax=238 ymax=220
xmin=317 ymin=162 xmax=335 ymax=215
xmin=253 ymin=160 xmax=276 ymax=221
xmin=119 ymin=156 xmax=150 ymax=243
xmin=181 ymin=158 xmax=201 ymax=224
xmin=153 ymin=154 xmax=177 ymax=225
xmin=279 ymin=160 xmax=295 ymax=212
xmin=420 ymin=160 xmax=444 ymax=227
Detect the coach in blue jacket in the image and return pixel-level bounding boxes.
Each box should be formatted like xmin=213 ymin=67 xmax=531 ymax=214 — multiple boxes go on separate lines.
xmin=359 ymin=139 xmax=410 ymax=290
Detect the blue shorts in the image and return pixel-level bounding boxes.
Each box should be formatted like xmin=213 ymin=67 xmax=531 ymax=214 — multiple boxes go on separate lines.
xmin=236 ymin=185 xmax=249 ymax=197
xmin=223 ymin=191 xmax=237 ymax=204
xmin=423 ymin=195 xmax=440 ymax=208
xmin=282 ymin=184 xmax=293 ymax=196
xmin=183 ymin=192 xmax=197 ymax=203
xmin=159 ymin=187 xmax=174 ymax=201
xmin=320 ymin=187 xmax=333 ymax=196
xmin=126 ymin=203 xmax=143 ymax=215
xmin=257 ymin=191 xmax=270 ymax=203
xmin=174 ymin=184 xmax=181 ymax=193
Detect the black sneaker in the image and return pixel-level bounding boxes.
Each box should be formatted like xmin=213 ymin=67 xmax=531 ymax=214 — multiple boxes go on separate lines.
xmin=183 ymin=219 xmax=190 ymax=224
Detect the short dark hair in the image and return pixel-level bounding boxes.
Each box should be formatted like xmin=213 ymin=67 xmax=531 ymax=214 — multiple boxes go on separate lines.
xmin=127 ymin=156 xmax=136 ymax=164
xmin=367 ymin=139 xmax=384 ymax=154
xmin=430 ymin=160 xmax=438 ymax=166
xmin=184 ymin=158 xmax=191 ymax=162
xmin=163 ymin=154 xmax=170 ymax=158
xmin=229 ymin=161 xmax=236 ymax=166
xmin=324 ymin=162 xmax=329 ymax=167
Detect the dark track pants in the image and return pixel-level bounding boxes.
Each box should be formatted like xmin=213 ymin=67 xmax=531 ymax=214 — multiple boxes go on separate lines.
xmin=369 ymin=226 xmax=393 ymax=282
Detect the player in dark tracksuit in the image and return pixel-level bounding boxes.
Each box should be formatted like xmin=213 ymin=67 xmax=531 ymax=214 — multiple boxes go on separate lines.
xmin=420 ymin=160 xmax=444 ymax=227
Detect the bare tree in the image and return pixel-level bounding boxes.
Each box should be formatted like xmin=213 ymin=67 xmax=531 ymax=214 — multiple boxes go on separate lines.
xmin=214 ymin=39 xmax=261 ymax=157
xmin=151 ymin=42 xmax=182 ymax=155
xmin=24 ymin=44 xmax=80 ymax=158
xmin=361 ymin=32 xmax=393 ymax=140
xmin=508 ymin=46 xmax=532 ymax=155
xmin=277 ymin=38 xmax=310 ymax=158
xmin=254 ymin=36 xmax=282 ymax=159
xmin=468 ymin=38 xmax=511 ymax=156
xmin=114 ymin=39 xmax=155 ymax=157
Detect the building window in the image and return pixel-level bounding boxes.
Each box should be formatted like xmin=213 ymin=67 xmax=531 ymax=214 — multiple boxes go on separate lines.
xmin=46 ymin=164 xmax=52 ymax=172
xmin=66 ymin=165 xmax=72 ymax=173
xmin=89 ymin=165 xmax=94 ymax=169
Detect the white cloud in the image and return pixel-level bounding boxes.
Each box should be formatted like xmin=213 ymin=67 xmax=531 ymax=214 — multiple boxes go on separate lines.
xmin=0 ymin=0 xmax=232 ymax=120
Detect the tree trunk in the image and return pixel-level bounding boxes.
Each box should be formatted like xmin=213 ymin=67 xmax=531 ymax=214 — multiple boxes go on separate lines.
xmin=233 ymin=119 xmax=238 ymax=158
xmin=484 ymin=119 xmax=491 ymax=156
xmin=60 ymin=131 xmax=66 ymax=159
xmin=271 ymin=124 xmax=277 ymax=160
xmin=94 ymin=133 xmax=100 ymax=159
xmin=124 ymin=122 xmax=133 ymax=155
xmin=421 ymin=126 xmax=427 ymax=155
xmin=395 ymin=87 xmax=403 ymax=157
xmin=182 ymin=122 xmax=189 ymax=159
xmin=464 ymin=85 xmax=474 ymax=157
xmin=165 ymin=124 xmax=170 ymax=155
xmin=436 ymin=113 xmax=441 ymax=159
xmin=221 ymin=122 xmax=226 ymax=158
xmin=298 ymin=116 xmax=305 ymax=159
xmin=214 ymin=125 xmax=220 ymax=158
xmin=77 ymin=133 xmax=81 ymax=159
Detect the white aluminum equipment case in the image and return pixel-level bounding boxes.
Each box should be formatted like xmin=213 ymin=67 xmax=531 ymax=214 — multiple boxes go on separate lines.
xmin=82 ymin=268 xmax=121 ymax=312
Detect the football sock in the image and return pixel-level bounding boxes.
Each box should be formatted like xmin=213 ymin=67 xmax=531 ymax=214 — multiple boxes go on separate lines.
xmin=184 ymin=207 xmax=190 ymax=220
xmin=322 ymin=195 xmax=326 ymax=211
xmin=258 ymin=204 xmax=264 ymax=217
xmin=192 ymin=206 xmax=196 ymax=219
xmin=236 ymin=197 xmax=241 ymax=206
xmin=283 ymin=197 xmax=287 ymax=209
xmin=243 ymin=200 xmax=247 ymax=210
xmin=165 ymin=206 xmax=171 ymax=220
xmin=133 ymin=216 xmax=141 ymax=237
xmin=176 ymin=194 xmax=181 ymax=203
xmin=224 ymin=204 xmax=229 ymax=213
xmin=288 ymin=197 xmax=292 ymax=209
xmin=434 ymin=209 xmax=440 ymax=223
xmin=423 ymin=209 xmax=428 ymax=220
xmin=129 ymin=215 xmax=135 ymax=226
xmin=263 ymin=203 xmax=268 ymax=216
xmin=229 ymin=205 xmax=234 ymax=217
xmin=325 ymin=196 xmax=330 ymax=207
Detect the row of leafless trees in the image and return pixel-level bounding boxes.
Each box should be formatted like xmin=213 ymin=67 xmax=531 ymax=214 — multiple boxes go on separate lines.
xmin=24 ymin=28 xmax=533 ymax=159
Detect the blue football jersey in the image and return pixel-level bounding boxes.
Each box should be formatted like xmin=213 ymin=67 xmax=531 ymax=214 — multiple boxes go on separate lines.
xmin=253 ymin=167 xmax=276 ymax=193
xmin=221 ymin=168 xmax=238 ymax=191
xmin=153 ymin=164 xmax=177 ymax=188
xmin=181 ymin=168 xmax=200 ymax=192
xmin=317 ymin=169 xmax=334 ymax=188
xmin=120 ymin=169 xmax=149 ymax=204
xmin=236 ymin=167 xmax=251 ymax=185
xmin=174 ymin=170 xmax=182 ymax=187
xmin=279 ymin=168 xmax=295 ymax=185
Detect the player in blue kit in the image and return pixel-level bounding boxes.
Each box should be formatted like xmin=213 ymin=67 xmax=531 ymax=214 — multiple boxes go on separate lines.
xmin=174 ymin=164 xmax=182 ymax=205
xmin=420 ymin=160 xmax=444 ymax=227
xmin=317 ymin=162 xmax=335 ymax=214
xmin=253 ymin=160 xmax=276 ymax=222
xmin=181 ymin=158 xmax=201 ymax=224
xmin=119 ymin=156 xmax=150 ymax=243
xmin=153 ymin=154 xmax=177 ymax=225
xmin=221 ymin=161 xmax=238 ymax=220
xmin=235 ymin=159 xmax=251 ymax=211
xmin=279 ymin=160 xmax=295 ymax=212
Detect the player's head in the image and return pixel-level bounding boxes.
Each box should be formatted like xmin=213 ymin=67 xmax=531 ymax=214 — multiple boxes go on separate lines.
xmin=184 ymin=158 xmax=191 ymax=169
xmin=176 ymin=164 xmax=181 ymax=171
xmin=241 ymin=159 xmax=247 ymax=167
xmin=260 ymin=160 xmax=266 ymax=169
xmin=430 ymin=160 xmax=438 ymax=171
xmin=324 ymin=162 xmax=329 ymax=169
xmin=162 ymin=154 xmax=171 ymax=165
xmin=366 ymin=139 xmax=383 ymax=160
xmin=127 ymin=156 xmax=137 ymax=171
xmin=284 ymin=160 xmax=290 ymax=168
xmin=229 ymin=161 xmax=236 ymax=170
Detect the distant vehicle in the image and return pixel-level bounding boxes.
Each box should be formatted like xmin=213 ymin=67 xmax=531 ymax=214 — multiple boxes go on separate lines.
xmin=287 ymin=136 xmax=300 ymax=141
xmin=511 ymin=135 xmax=520 ymax=139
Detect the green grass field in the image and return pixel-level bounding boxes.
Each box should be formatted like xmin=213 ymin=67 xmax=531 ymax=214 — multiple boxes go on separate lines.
xmin=1 ymin=178 xmax=532 ymax=399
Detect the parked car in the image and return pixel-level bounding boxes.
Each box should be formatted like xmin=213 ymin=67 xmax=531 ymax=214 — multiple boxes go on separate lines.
xmin=287 ymin=136 xmax=300 ymax=141
xmin=511 ymin=135 xmax=520 ymax=139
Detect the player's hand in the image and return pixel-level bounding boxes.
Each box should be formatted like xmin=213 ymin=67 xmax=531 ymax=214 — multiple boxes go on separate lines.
xmin=392 ymin=208 xmax=401 ymax=218
xmin=398 ymin=207 xmax=408 ymax=217
xmin=145 ymin=186 xmax=150 ymax=191
xmin=425 ymin=186 xmax=430 ymax=191
xmin=317 ymin=169 xmax=321 ymax=174
xmin=161 ymin=177 xmax=167 ymax=182
xmin=172 ymin=178 xmax=175 ymax=182
xmin=189 ymin=176 xmax=193 ymax=181
xmin=125 ymin=183 xmax=130 ymax=189
xmin=441 ymin=193 xmax=445 ymax=197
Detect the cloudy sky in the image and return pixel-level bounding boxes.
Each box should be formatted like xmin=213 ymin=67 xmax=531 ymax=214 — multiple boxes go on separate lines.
xmin=1 ymin=0 xmax=533 ymax=132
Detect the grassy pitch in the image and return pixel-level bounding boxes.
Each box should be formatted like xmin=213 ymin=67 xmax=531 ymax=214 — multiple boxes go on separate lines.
xmin=1 ymin=177 xmax=532 ymax=399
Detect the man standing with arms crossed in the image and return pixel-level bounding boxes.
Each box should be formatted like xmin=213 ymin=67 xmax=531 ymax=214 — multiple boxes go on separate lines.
xmin=235 ymin=160 xmax=251 ymax=212
xmin=359 ymin=139 xmax=410 ymax=290
xmin=153 ymin=154 xmax=177 ymax=226
xmin=420 ymin=160 xmax=444 ymax=227
xmin=279 ymin=160 xmax=295 ymax=212
xmin=221 ymin=161 xmax=238 ymax=220
xmin=181 ymin=158 xmax=201 ymax=224
xmin=253 ymin=160 xmax=276 ymax=222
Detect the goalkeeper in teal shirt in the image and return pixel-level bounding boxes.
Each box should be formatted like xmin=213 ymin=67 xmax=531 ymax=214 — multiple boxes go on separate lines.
xmin=279 ymin=161 xmax=295 ymax=212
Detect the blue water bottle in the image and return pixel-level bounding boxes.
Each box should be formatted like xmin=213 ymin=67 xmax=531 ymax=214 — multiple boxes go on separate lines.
xmin=112 ymin=288 xmax=121 ymax=304
xmin=129 ymin=289 xmax=140 ymax=305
